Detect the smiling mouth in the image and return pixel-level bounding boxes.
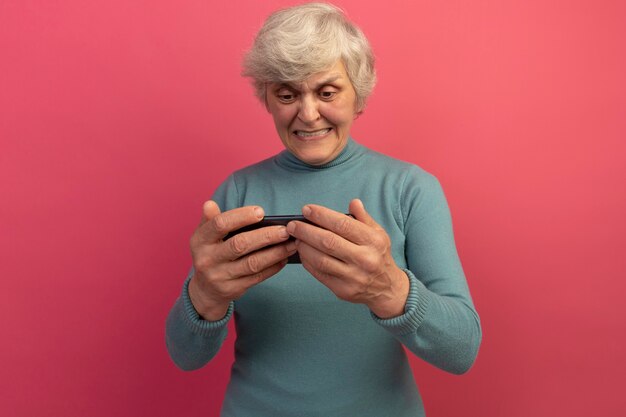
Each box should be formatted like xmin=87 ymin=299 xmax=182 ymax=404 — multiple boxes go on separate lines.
xmin=293 ymin=128 xmax=332 ymax=138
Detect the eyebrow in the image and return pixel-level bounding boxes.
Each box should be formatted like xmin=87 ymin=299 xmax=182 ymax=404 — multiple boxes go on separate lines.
xmin=278 ymin=74 xmax=343 ymax=91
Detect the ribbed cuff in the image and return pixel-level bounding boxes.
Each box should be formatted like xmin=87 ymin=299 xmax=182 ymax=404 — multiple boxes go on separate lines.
xmin=370 ymin=269 xmax=430 ymax=336
xmin=181 ymin=276 xmax=234 ymax=336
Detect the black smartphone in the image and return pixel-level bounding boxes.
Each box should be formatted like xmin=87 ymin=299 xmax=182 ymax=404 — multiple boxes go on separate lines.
xmin=224 ymin=215 xmax=313 ymax=263
xmin=223 ymin=214 xmax=352 ymax=264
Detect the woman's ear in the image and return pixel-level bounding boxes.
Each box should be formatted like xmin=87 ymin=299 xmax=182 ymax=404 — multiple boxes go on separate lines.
xmin=353 ymin=101 xmax=364 ymax=119
xmin=264 ymin=84 xmax=271 ymax=112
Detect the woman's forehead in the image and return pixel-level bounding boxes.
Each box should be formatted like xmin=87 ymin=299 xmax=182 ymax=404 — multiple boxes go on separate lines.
xmin=274 ymin=61 xmax=349 ymax=90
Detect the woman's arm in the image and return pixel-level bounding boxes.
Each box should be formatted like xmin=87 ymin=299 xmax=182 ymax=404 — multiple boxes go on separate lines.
xmin=372 ymin=171 xmax=482 ymax=374
xmin=165 ymin=271 xmax=234 ymax=371
xmin=165 ymin=175 xmax=294 ymax=371
xmin=287 ymin=169 xmax=482 ymax=374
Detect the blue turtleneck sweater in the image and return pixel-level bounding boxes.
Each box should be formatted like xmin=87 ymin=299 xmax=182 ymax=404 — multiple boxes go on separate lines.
xmin=166 ymin=138 xmax=481 ymax=417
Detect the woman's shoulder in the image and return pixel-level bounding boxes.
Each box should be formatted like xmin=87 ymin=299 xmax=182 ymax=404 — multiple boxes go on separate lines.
xmin=230 ymin=154 xmax=280 ymax=179
xmin=359 ymin=143 xmax=438 ymax=184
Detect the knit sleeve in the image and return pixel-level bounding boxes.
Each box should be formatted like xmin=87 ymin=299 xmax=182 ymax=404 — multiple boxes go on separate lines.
xmin=371 ymin=169 xmax=482 ymax=375
xmin=164 ymin=174 xmax=239 ymax=371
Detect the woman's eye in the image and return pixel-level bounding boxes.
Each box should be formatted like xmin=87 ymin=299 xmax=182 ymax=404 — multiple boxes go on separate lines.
xmin=319 ymin=90 xmax=336 ymax=100
xmin=277 ymin=92 xmax=296 ymax=102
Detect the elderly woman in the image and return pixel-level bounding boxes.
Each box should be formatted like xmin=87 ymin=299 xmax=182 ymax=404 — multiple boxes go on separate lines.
xmin=166 ymin=3 xmax=481 ymax=416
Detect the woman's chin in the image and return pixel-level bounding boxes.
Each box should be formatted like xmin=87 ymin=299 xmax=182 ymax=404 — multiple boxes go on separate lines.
xmin=286 ymin=134 xmax=347 ymax=165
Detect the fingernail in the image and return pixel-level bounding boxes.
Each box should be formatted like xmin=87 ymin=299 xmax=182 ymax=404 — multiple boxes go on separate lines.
xmin=278 ymin=226 xmax=289 ymax=238
xmin=302 ymin=205 xmax=311 ymax=217
xmin=286 ymin=222 xmax=296 ymax=234
xmin=286 ymin=241 xmax=297 ymax=252
xmin=254 ymin=207 xmax=264 ymax=218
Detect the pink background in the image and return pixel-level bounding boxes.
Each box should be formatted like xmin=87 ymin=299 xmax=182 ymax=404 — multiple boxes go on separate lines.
xmin=1 ymin=0 xmax=625 ymax=416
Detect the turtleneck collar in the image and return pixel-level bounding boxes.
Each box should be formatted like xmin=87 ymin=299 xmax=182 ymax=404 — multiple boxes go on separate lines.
xmin=274 ymin=137 xmax=363 ymax=172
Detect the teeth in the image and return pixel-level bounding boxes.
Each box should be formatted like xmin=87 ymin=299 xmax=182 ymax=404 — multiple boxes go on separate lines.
xmin=295 ymin=128 xmax=331 ymax=138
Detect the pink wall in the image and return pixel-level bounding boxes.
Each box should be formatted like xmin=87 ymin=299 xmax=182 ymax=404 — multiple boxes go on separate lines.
xmin=2 ymin=1 xmax=625 ymax=416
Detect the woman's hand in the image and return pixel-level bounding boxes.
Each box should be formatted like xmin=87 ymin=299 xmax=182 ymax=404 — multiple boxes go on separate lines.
xmin=188 ymin=201 xmax=297 ymax=321
xmin=286 ymin=199 xmax=409 ymax=318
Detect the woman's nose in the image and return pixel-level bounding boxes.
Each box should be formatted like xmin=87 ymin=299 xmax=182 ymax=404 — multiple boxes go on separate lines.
xmin=297 ymin=96 xmax=320 ymax=123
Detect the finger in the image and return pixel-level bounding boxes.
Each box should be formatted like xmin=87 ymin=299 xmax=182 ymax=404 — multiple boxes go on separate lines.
xmin=215 ymin=225 xmax=291 ymax=261
xmin=228 ymin=240 xmax=297 ymax=278
xmin=300 ymin=203 xmax=374 ymax=246
xmin=200 ymin=200 xmax=221 ymax=225
xmin=200 ymin=205 xmax=265 ymax=243
xmin=287 ymin=220 xmax=356 ymax=263
xmin=297 ymin=240 xmax=353 ymax=290
xmin=348 ymin=199 xmax=381 ymax=229
xmin=233 ymin=259 xmax=287 ymax=291
xmin=210 ymin=256 xmax=289 ymax=301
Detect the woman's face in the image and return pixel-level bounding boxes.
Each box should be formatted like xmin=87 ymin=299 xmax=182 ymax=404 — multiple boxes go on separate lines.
xmin=266 ymin=60 xmax=358 ymax=166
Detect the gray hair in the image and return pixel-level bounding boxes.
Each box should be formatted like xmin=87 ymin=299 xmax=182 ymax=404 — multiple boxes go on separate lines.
xmin=242 ymin=2 xmax=376 ymax=112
